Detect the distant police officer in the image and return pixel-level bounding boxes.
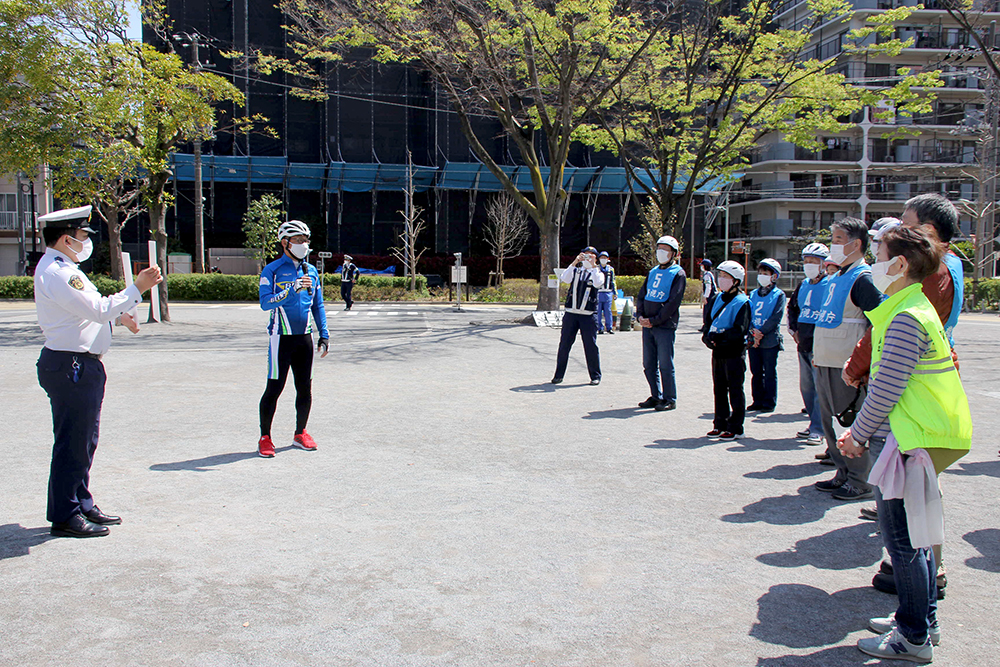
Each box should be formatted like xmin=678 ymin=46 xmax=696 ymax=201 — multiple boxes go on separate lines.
xmin=595 ymin=251 xmax=616 ymax=334
xmin=340 ymin=254 xmax=360 ymax=310
xmin=552 ymin=246 xmax=604 ymax=385
xmin=34 ymin=205 xmax=162 ymax=537
xmin=635 ymin=235 xmax=687 ymax=411
xmin=257 ymin=220 xmax=330 ymax=458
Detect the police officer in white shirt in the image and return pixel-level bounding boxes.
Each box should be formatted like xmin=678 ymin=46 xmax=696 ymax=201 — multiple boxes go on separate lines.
xmin=552 ymin=246 xmax=604 ymax=385
xmin=34 ymin=205 xmax=162 ymax=538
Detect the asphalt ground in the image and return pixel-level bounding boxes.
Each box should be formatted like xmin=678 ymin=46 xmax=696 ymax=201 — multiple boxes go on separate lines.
xmin=1 ymin=300 xmax=998 ymax=666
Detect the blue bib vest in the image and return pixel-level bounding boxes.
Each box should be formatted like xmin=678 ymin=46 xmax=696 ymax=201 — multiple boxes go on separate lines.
xmin=796 ymin=277 xmax=830 ymax=325
xmin=814 ymin=262 xmax=870 ymax=329
xmin=749 ymin=287 xmax=783 ymax=328
xmin=943 ymin=252 xmax=964 ymax=345
xmin=644 ymin=264 xmax=681 ymax=303
xmin=709 ymin=293 xmax=750 ymax=333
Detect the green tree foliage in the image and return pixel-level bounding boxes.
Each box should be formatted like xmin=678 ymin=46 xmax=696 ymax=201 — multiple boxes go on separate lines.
xmin=273 ymin=0 xmax=672 ymax=310
xmin=584 ymin=0 xmax=942 ymax=240
xmin=243 ymin=193 xmax=283 ymax=272
xmin=0 ymin=1 xmax=252 ymax=320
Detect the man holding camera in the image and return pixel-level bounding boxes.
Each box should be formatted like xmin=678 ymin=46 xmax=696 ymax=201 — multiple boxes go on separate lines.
xmin=552 ymin=246 xmax=604 ymax=385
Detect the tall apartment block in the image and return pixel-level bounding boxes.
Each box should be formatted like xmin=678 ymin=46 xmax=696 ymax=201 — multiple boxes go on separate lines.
xmin=724 ymin=0 xmax=1000 ymax=271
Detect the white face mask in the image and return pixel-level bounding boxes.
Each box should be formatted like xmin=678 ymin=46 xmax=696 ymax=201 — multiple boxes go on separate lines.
xmin=67 ymin=236 xmax=93 ymax=263
xmin=828 ymin=240 xmax=858 ymax=266
xmin=803 ymin=263 xmax=821 ymax=280
xmin=289 ymin=242 xmax=310 ymax=260
xmin=599 ymin=258 xmax=608 ymax=266
xmin=757 ymin=273 xmax=772 ymax=287
xmin=656 ymin=249 xmax=673 ymax=265
xmin=871 ymin=257 xmax=904 ymax=293
xmin=718 ymin=275 xmax=734 ymax=292
xmin=581 ymin=258 xmax=595 ymax=269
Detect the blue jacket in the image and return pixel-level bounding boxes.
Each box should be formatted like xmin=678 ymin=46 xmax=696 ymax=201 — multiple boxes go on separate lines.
xmin=259 ymin=254 xmax=329 ymax=338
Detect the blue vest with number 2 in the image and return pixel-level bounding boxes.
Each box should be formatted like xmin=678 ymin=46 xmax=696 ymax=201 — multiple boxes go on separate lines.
xmin=749 ymin=287 xmax=782 ymax=328
xmin=645 ymin=264 xmax=681 ymax=303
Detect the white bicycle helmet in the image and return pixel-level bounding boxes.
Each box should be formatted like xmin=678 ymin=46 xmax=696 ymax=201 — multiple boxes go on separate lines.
xmin=757 ymin=257 xmax=782 ymax=277
xmin=801 ymin=242 xmax=829 ymax=259
xmin=656 ymin=235 xmax=679 ymax=252
xmin=717 ymin=260 xmax=746 ymax=284
xmin=278 ymin=219 xmax=311 ymax=241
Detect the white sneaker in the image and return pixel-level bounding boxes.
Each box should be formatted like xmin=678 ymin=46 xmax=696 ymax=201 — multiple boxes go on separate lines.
xmin=869 ymin=613 xmax=940 ymax=646
xmin=858 ymin=627 xmax=933 ymax=663
xmin=805 ymin=434 xmax=824 ymax=446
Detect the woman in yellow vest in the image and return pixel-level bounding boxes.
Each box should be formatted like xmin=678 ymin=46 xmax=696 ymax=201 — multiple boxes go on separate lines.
xmin=837 ymin=226 xmax=971 ymax=664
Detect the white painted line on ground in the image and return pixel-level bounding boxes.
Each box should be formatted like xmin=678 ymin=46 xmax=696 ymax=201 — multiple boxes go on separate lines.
xmin=386 ymin=311 xmax=399 ymax=315
xmin=406 ymin=311 xmax=419 ymax=315
xmin=207 ymin=305 xmax=223 ymax=309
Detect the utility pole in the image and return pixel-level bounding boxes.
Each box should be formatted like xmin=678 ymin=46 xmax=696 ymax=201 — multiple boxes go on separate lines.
xmin=975 ymin=21 xmax=998 ymax=286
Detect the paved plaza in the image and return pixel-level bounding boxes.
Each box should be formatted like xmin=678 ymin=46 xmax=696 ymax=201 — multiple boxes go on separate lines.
xmin=1 ymin=300 xmax=998 ymax=666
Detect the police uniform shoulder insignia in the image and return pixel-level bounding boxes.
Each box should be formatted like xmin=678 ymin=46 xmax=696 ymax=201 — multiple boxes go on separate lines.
xmin=68 ymin=275 xmax=85 ymax=291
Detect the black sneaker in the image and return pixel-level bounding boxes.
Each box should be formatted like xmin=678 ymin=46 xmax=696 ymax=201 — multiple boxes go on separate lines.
xmin=815 ymin=451 xmax=831 ymax=460
xmin=873 ymin=572 xmax=947 ymax=600
xmin=589 ymin=378 xmax=601 ymax=386
xmin=815 ymin=477 xmax=846 ymax=493
xmin=719 ymin=431 xmax=741 ymax=440
xmin=707 ymin=429 xmax=723 ymax=438
xmin=746 ymin=404 xmax=764 ymax=412
xmin=654 ymin=400 xmax=676 ymax=411
xmin=550 ymin=377 xmax=563 ymax=385
xmin=819 ymin=458 xmax=835 ymax=467
xmin=832 ymin=483 xmax=874 ymax=501
xmin=859 ymin=506 xmax=878 ymax=521
xmin=638 ymin=396 xmax=659 ymax=408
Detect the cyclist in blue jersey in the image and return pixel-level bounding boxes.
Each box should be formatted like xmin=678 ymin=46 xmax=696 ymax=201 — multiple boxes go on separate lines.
xmin=257 ymin=220 xmax=329 ymax=458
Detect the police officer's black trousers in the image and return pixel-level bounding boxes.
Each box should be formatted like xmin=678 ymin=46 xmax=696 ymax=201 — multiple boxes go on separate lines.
xmin=341 ymin=281 xmax=354 ymax=308
xmin=260 ymin=333 xmax=313 ymax=437
xmin=37 ymin=348 xmax=106 ymax=524
xmin=554 ymin=312 xmax=601 ymax=381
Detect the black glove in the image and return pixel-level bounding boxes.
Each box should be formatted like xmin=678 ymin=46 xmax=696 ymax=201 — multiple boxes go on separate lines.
xmin=317 ymin=338 xmax=328 ymax=354
xmin=702 ymin=331 xmax=716 ymax=349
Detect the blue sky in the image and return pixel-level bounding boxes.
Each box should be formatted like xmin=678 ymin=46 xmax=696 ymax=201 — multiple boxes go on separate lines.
xmin=126 ymin=1 xmax=142 ymax=41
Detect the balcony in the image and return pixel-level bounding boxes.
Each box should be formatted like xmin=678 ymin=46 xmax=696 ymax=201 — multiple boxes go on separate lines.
xmin=749 ymin=142 xmax=862 ymax=164
xmin=869 ymin=143 xmax=978 ymax=164
xmin=0 ymin=212 xmax=17 ymax=231
xmin=732 ymin=182 xmax=862 ymax=203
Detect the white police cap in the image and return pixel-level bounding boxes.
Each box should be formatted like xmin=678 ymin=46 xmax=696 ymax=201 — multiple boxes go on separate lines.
xmin=38 ymin=205 xmax=95 ymax=233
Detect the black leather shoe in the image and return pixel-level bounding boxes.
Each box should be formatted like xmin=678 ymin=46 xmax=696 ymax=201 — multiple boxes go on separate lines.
xmin=51 ymin=513 xmax=109 ymax=538
xmin=84 ymin=506 xmax=122 ymax=526
xmin=589 ymin=378 xmax=601 ymax=386
xmin=638 ymin=396 xmax=660 ymax=408
xmin=655 ymin=400 xmax=676 ymax=411
xmin=550 ymin=377 xmax=563 ymax=385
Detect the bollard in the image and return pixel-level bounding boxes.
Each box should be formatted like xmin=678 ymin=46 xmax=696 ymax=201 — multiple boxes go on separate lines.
xmin=620 ymin=298 xmax=633 ymax=331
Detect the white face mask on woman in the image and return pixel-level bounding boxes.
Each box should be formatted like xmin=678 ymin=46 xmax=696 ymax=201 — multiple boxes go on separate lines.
xmin=871 ymin=256 xmax=904 ymax=293
xmin=718 ymin=275 xmax=734 ymax=292
xmin=803 ymin=263 xmax=821 ymax=280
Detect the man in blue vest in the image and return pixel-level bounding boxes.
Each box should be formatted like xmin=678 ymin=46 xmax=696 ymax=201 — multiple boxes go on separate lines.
xmin=703 ymin=260 xmax=751 ymax=439
xmin=636 ymin=235 xmax=687 ymax=410
xmin=813 ymin=217 xmax=885 ymax=501
xmin=552 ymin=246 xmax=604 ymax=385
xmin=747 ymin=258 xmax=786 ymax=413
xmin=787 ymin=243 xmax=830 ymax=446
xmin=595 ymin=251 xmax=617 ymax=334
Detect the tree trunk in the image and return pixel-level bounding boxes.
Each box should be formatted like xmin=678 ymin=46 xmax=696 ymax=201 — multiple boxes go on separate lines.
xmin=147 ymin=177 xmax=171 ymax=322
xmin=104 ymin=201 xmax=123 ymax=282
xmin=537 ymin=219 xmax=560 ymax=311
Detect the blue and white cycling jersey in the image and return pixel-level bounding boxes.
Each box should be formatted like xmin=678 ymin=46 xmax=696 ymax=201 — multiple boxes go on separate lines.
xmin=259 ymin=254 xmax=329 ymax=338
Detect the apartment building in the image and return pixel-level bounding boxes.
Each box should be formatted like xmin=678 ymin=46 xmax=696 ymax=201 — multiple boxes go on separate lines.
xmin=0 ymin=172 xmax=51 ymax=276
xmin=723 ymin=0 xmax=1000 ymax=271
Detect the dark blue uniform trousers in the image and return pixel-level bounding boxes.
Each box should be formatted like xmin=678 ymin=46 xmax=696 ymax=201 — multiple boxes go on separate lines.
xmin=341 ymin=281 xmax=354 ymax=308
xmin=37 ymin=348 xmax=105 ymax=523
xmin=748 ymin=345 xmax=779 ymax=410
xmin=554 ymin=312 xmax=601 ymax=381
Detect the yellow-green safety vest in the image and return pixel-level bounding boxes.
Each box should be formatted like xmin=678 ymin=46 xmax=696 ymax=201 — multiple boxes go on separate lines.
xmin=868 ymin=282 xmax=971 ymax=469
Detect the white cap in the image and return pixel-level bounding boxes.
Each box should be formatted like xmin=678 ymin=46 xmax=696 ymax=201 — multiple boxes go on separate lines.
xmin=38 ymin=205 xmax=95 ymax=232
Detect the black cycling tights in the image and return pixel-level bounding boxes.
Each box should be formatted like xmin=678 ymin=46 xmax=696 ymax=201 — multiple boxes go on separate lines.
xmin=259 ymin=333 xmax=313 ymax=437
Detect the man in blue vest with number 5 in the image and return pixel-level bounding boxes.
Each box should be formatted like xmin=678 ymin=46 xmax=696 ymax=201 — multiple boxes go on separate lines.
xmin=635 ymin=235 xmax=687 ymax=411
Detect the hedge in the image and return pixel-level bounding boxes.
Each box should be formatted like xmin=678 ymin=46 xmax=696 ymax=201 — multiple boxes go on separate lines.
xmin=965 ymin=278 xmax=1000 ymax=309
xmin=0 ymin=273 xmax=428 ymax=301
xmin=617 ymin=276 xmax=703 ymax=304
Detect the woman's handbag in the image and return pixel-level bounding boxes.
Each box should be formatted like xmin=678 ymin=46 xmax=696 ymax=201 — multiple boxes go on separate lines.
xmin=836 ymin=385 xmax=865 ymax=427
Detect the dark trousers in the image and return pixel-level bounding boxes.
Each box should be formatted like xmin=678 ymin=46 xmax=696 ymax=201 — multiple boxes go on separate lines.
xmin=554 ymin=312 xmax=601 ymax=381
xmin=748 ymin=345 xmax=779 ymax=410
xmin=642 ymin=326 xmax=677 ymax=402
xmin=37 ymin=348 xmax=106 ymax=524
xmin=260 ymin=333 xmax=314 ymax=437
xmin=712 ymin=354 xmax=746 ymax=434
xmin=341 ymin=281 xmax=354 ymax=308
